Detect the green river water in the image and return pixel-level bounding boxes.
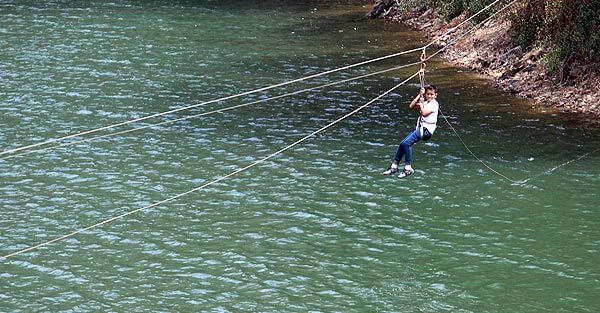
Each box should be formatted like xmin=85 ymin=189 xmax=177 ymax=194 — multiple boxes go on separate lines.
xmin=1 ymin=1 xmax=599 ymax=312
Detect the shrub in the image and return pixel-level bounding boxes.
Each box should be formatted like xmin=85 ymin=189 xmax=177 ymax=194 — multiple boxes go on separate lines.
xmin=509 ymin=1 xmax=545 ymax=49
xmin=508 ymin=0 xmax=599 ymax=73
xmin=421 ymin=0 xmax=598 ymax=72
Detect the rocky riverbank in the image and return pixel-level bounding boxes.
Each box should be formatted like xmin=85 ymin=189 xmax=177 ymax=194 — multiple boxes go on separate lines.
xmin=367 ymin=1 xmax=600 ymax=116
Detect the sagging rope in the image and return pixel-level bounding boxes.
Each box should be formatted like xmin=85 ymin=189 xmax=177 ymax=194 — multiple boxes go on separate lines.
xmin=0 ymin=71 xmax=422 ymax=261
xmin=418 ymin=40 xmax=522 ymax=183
xmin=439 ymin=110 xmax=526 ymax=184
xmin=0 ymin=0 xmax=510 ymax=161
xmin=439 ymin=111 xmax=600 ymax=185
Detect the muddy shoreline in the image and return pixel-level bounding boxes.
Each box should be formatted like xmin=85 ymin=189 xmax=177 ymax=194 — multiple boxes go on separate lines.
xmin=367 ymin=2 xmax=600 ymax=117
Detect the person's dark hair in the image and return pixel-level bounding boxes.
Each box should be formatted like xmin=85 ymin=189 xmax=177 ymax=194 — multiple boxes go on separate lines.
xmin=425 ymin=85 xmax=437 ymax=93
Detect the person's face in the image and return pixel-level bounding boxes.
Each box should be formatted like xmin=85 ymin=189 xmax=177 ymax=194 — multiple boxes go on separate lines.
xmin=425 ymin=89 xmax=437 ymax=102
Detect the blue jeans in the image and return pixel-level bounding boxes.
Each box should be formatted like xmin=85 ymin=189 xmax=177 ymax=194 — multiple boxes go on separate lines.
xmin=394 ymin=128 xmax=422 ymax=165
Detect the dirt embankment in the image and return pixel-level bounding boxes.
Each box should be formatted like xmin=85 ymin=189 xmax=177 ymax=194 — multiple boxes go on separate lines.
xmin=368 ymin=1 xmax=600 ymax=116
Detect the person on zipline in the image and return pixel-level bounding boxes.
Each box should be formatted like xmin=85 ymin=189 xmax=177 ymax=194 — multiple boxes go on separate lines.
xmin=383 ymin=84 xmax=439 ymax=178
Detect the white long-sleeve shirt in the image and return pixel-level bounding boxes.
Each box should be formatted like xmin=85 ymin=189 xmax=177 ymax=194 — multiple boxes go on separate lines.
xmin=419 ymin=99 xmax=439 ymax=133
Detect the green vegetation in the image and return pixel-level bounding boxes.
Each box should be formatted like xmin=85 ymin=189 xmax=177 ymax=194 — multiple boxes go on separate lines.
xmin=435 ymin=0 xmax=494 ymax=22
xmin=509 ymin=0 xmax=599 ymax=73
xmin=422 ymin=0 xmax=599 ymax=74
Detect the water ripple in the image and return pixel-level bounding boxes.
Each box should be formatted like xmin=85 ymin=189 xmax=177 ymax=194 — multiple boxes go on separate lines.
xmin=1 ymin=1 xmax=599 ymax=313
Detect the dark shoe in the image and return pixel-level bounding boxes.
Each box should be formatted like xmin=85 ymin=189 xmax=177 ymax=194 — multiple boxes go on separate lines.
xmin=398 ymin=168 xmax=414 ymax=179
xmin=382 ymin=167 xmax=399 ymax=175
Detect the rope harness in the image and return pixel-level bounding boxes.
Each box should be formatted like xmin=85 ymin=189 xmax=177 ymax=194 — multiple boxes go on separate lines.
xmin=415 ymin=49 xmax=432 ymax=141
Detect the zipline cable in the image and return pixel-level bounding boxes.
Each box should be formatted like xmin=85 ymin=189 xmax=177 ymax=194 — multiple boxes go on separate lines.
xmin=0 ymin=61 xmax=422 ymax=161
xmin=416 ymin=0 xmax=526 ymax=183
xmin=7 ymin=0 xmax=593 ymax=262
xmin=423 ymin=0 xmax=506 ymax=50
xmin=0 ymin=71 xmax=422 ymax=261
xmin=423 ymin=0 xmax=598 ymax=185
xmin=1 ymin=0 xmax=526 ymax=260
xmin=0 ymin=0 xmax=511 ymax=160
xmin=419 ymin=0 xmax=544 ymax=184
xmin=0 ymin=47 xmax=424 ymax=158
xmin=424 ymin=0 xmax=519 ymax=62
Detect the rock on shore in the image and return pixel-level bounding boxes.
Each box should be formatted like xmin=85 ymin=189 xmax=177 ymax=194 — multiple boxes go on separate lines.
xmin=367 ymin=1 xmax=600 ymax=116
